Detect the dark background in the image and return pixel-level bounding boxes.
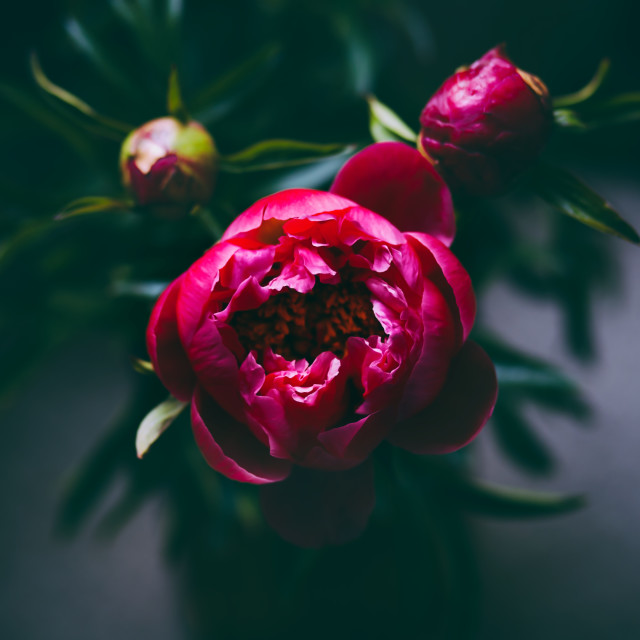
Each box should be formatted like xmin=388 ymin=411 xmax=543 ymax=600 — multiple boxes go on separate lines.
xmin=1 ymin=1 xmax=640 ymax=638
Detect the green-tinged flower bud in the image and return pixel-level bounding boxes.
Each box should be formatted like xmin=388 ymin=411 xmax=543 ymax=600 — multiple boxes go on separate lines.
xmin=419 ymin=46 xmax=552 ymax=197
xmin=120 ymin=117 xmax=217 ymax=218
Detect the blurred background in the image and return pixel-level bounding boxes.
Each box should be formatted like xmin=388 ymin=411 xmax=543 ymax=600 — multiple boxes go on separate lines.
xmin=1 ymin=0 xmax=639 ymax=638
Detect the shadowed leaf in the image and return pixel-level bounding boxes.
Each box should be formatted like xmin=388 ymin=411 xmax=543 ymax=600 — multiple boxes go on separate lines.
xmin=447 ymin=478 xmax=584 ymax=518
xmin=55 ymin=196 xmax=134 ymax=220
xmin=30 ymin=52 xmax=133 ymax=136
xmin=64 ymin=17 xmax=139 ymax=96
xmin=0 ymin=82 xmax=92 ymax=155
xmin=219 ymin=139 xmax=354 ymax=172
xmin=554 ymin=58 xmax=610 ymax=108
xmin=492 ymin=402 xmax=554 ymax=474
xmin=111 ymin=279 xmax=169 ymax=299
xmin=398 ymin=452 xmax=584 ymax=518
xmin=531 ymin=163 xmax=640 ymax=244
xmin=192 ymin=43 xmax=281 ymax=124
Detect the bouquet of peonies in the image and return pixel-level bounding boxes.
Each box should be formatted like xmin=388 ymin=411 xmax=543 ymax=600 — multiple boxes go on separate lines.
xmin=2 ymin=2 xmax=638 ymax=637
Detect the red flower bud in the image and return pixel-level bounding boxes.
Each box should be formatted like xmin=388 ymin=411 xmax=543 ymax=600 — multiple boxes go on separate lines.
xmin=419 ymin=46 xmax=552 ymax=196
xmin=120 ymin=117 xmax=217 ymax=218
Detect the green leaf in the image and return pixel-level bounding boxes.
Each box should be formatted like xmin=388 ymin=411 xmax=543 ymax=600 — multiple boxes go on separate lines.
xmin=55 ymin=417 xmax=132 ymax=537
xmin=219 ymin=139 xmax=355 ymax=173
xmin=492 ymin=402 xmax=554 ymax=474
xmin=581 ymin=92 xmax=640 ymax=128
xmin=477 ymin=332 xmax=577 ymax=392
xmin=530 ymin=163 xmax=640 ymax=244
xmin=331 ymin=12 xmax=374 ymax=95
xmin=167 ymin=65 xmax=189 ymax=123
xmin=135 ymin=395 xmax=187 ymax=458
xmin=494 ymin=363 xmax=575 ymax=392
xmin=0 ymin=82 xmax=93 ymax=156
xmin=131 ymin=358 xmax=155 ymax=374
xmin=396 ymin=451 xmax=584 ymax=518
xmin=553 ymin=108 xmax=587 ymax=129
xmin=111 ymin=280 xmax=169 ymax=299
xmin=95 ymin=484 xmax=148 ymax=539
xmin=55 ymin=196 xmax=134 ymax=220
xmin=64 ymin=17 xmax=139 ymax=97
xmin=30 ymin=52 xmax=133 ymax=136
xmin=367 ymin=94 xmax=418 ymax=143
xmin=0 ymin=218 xmax=57 ymax=268
xmin=556 ymin=92 xmax=640 ymax=130
xmin=448 ymin=478 xmax=585 ymax=518
xmin=553 ymin=58 xmax=610 ymax=108
xmin=476 ymin=332 xmax=590 ymax=418
xmin=192 ymin=43 xmax=281 ymax=124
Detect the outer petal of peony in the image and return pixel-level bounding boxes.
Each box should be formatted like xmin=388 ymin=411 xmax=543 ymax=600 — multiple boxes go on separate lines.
xmin=329 ymin=142 xmax=455 ymax=245
xmin=146 ymin=274 xmax=195 ymax=402
xmin=406 ymin=232 xmax=476 ymax=344
xmin=396 ymin=278 xmax=458 ymax=421
xmin=221 ymin=189 xmax=356 ymax=242
xmin=192 ymin=386 xmax=292 ymax=484
xmin=388 ymin=341 xmax=497 ymax=454
xmin=260 ymin=461 xmax=375 ymax=548
xmin=176 ymin=241 xmax=242 ymax=347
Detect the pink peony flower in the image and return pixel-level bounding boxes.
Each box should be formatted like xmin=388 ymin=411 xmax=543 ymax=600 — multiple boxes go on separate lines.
xmin=147 ymin=142 xmax=497 ymax=546
xmin=419 ymin=45 xmax=552 ymax=196
xmin=120 ymin=117 xmax=217 ymax=218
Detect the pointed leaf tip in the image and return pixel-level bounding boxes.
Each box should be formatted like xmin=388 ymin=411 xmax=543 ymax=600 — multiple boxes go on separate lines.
xmin=453 ymin=478 xmax=585 ymax=518
xmin=167 ymin=65 xmax=189 ymax=123
xmin=554 ymin=58 xmax=611 ymax=108
xmin=367 ymin=95 xmax=418 ymax=144
xmin=532 ymin=163 xmax=640 ymax=244
xmin=135 ymin=395 xmax=187 ymax=458
xmin=30 ymin=51 xmax=133 ymax=136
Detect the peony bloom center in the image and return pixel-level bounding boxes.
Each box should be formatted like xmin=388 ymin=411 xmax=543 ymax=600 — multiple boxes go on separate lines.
xmin=231 ymin=280 xmax=385 ymax=361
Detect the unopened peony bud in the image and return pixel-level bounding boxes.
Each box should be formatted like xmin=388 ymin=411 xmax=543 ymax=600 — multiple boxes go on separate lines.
xmin=120 ymin=117 xmax=217 ymax=218
xmin=419 ymin=46 xmax=552 ymax=197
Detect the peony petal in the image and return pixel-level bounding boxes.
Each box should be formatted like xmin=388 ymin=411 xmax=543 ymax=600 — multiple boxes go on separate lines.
xmin=340 ymin=206 xmax=406 ymax=246
xmin=389 ymin=341 xmax=498 ymax=455
xmin=176 ymin=241 xmax=241 ymax=347
xmin=221 ymin=189 xmax=357 ymax=242
xmin=192 ymin=386 xmax=291 ymax=484
xmin=397 ymin=279 xmax=458 ymax=420
xmin=315 ymin=409 xmax=393 ymax=468
xmin=330 ymin=142 xmax=455 ymax=245
xmin=146 ymin=275 xmax=195 ymax=401
xmin=260 ymin=461 xmax=375 ymax=547
xmin=218 ymin=244 xmax=275 ymax=289
xmin=407 ymin=232 xmax=476 ymax=344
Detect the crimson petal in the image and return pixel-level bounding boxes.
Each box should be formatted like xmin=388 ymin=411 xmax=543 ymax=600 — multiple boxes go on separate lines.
xmin=192 ymin=386 xmax=291 ymax=485
xmin=407 ymin=232 xmax=476 ymax=344
xmin=221 ymin=189 xmax=356 ymax=242
xmin=330 ymin=141 xmax=455 ymax=245
xmin=260 ymin=461 xmax=375 ymax=548
xmin=146 ymin=274 xmax=195 ymax=402
xmin=388 ymin=341 xmax=497 ymax=454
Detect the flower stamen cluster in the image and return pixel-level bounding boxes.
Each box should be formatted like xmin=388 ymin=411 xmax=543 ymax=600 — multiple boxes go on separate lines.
xmin=231 ymin=280 xmax=384 ymax=361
